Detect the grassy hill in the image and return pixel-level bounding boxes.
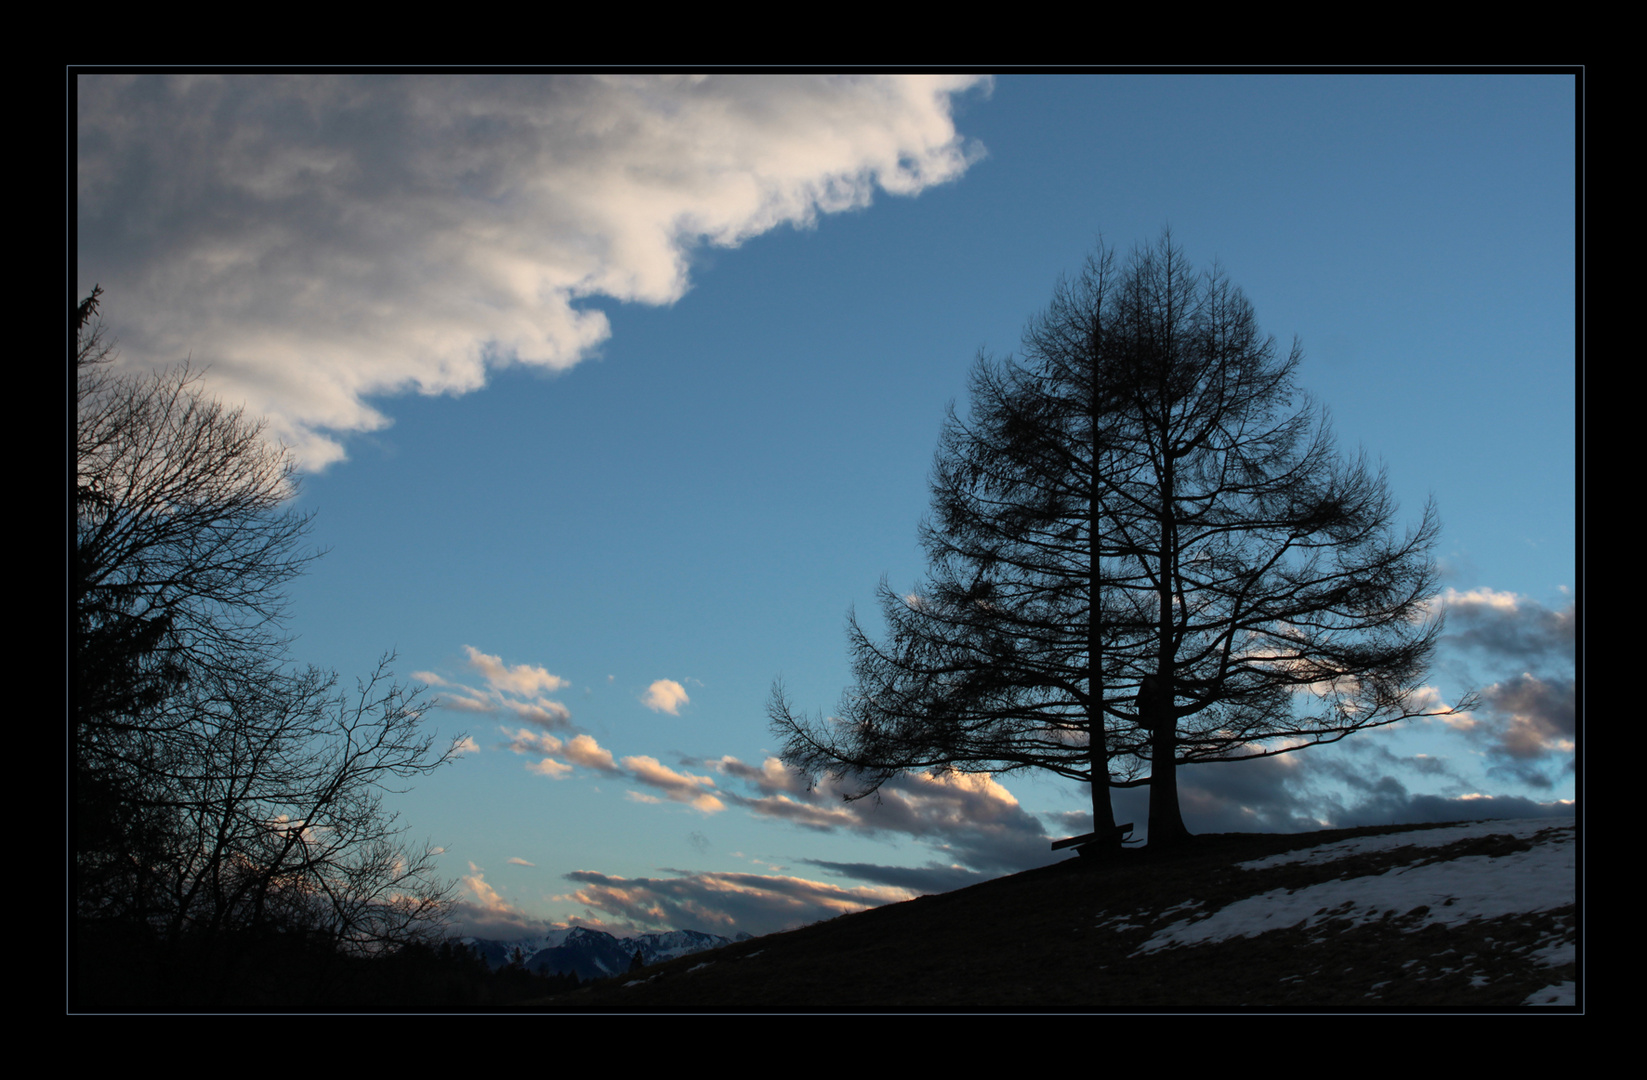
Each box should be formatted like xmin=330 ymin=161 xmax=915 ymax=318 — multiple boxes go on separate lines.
xmin=526 ymin=818 xmax=1577 ymax=1010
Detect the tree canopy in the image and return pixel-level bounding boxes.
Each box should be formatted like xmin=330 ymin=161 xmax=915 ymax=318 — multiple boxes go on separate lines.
xmin=770 ymin=235 xmax=1470 ymax=851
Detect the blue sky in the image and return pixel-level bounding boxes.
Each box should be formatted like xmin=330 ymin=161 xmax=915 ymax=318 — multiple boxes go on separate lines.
xmin=75 ymin=72 xmax=1577 ymax=940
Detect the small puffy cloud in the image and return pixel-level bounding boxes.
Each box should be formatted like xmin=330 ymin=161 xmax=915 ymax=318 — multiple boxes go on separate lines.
xmin=1402 ymin=684 xmax=1456 ymax=715
xmin=465 ymin=645 xmax=571 ymax=699
xmin=452 ymin=735 xmax=481 ymax=756
xmin=708 ymin=755 xmax=808 ymax=796
xmin=505 ymin=727 xmax=620 ymax=779
xmin=431 ymin=690 xmax=498 ymax=714
xmin=642 ymin=679 xmax=690 ymax=715
xmin=78 ymin=74 xmax=989 ymax=469
xmin=507 ymin=857 xmax=535 ymax=867
xmin=562 ymin=868 xmax=913 ymax=938
xmin=563 ymin=733 xmax=620 ymax=773
xmin=621 ymin=755 xmax=723 ymax=812
xmin=1439 ymin=586 xmax=1520 ymax=614
xmin=422 ymin=647 xmax=574 ymax=730
xmin=1441 ymin=711 xmax=1486 ymax=734
xmin=504 ymin=726 xmax=563 ymax=757
xmin=504 ymin=698 xmax=575 ymax=732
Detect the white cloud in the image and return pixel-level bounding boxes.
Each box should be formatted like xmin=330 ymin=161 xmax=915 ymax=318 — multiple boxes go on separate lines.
xmin=1440 ymin=586 xmax=1523 ymax=613
xmin=422 ymin=648 xmax=579 ymax=734
xmin=504 ymin=698 xmax=575 ymax=731
xmin=78 ymin=74 xmax=989 ymax=469
xmin=621 ymin=755 xmax=723 ymax=812
xmin=464 ymin=645 xmax=571 ymax=698
xmin=461 ymin=866 xmax=509 ymax=913
xmin=709 ymin=754 xmax=808 ymax=796
xmin=503 ymin=726 xmax=562 ymax=756
xmin=503 ymin=726 xmax=620 ymax=777
xmin=642 ymin=678 xmax=690 ymax=715
xmin=430 ymin=689 xmax=497 ymax=714
xmin=563 ymin=733 xmax=619 ymax=773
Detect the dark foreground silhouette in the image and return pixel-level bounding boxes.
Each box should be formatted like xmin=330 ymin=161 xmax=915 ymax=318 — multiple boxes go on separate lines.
xmin=529 ymin=820 xmax=1575 ymax=1010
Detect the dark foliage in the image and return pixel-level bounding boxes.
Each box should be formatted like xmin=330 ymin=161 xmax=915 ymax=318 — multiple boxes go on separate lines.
xmin=73 ymin=289 xmax=461 ymax=1005
xmin=74 ymin=925 xmax=580 ymax=1011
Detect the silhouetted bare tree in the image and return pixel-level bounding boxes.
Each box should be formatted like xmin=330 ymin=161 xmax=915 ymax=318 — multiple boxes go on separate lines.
xmin=74 ymin=289 xmax=459 ymax=958
xmin=75 ymin=286 xmax=313 ymax=737
xmin=145 ymin=657 xmax=457 ymax=954
xmin=771 ymin=235 xmax=1471 ymax=851
xmin=1083 ymin=235 xmax=1472 ymax=845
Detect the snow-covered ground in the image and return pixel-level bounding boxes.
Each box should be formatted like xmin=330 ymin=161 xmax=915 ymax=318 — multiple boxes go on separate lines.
xmin=1131 ymin=818 xmax=1578 ymax=1005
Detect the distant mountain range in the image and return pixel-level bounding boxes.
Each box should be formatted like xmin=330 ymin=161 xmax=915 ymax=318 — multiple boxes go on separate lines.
xmin=461 ymin=926 xmax=752 ymax=982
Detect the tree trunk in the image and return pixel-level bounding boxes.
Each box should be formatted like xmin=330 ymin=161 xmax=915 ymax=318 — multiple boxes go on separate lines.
xmin=1146 ymin=438 xmax=1192 ymax=849
xmin=1086 ymin=700 xmax=1121 ymax=856
xmin=1146 ymin=697 xmax=1191 ymax=848
xmin=1086 ymin=393 xmax=1121 ymax=857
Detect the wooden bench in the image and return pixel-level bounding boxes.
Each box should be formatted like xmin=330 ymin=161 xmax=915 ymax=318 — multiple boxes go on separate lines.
xmin=1052 ymin=823 xmax=1134 ymax=857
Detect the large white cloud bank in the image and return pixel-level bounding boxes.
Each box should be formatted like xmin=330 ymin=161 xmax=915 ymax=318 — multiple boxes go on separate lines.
xmin=77 ymin=74 xmax=990 ymax=468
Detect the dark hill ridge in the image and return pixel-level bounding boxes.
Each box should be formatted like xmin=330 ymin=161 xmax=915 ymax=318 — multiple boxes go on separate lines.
xmin=528 ymin=818 xmax=1577 ymax=1009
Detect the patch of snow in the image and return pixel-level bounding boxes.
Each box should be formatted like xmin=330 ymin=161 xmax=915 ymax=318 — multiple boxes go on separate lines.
xmin=1524 ymin=982 xmax=1575 ymax=1006
xmin=1527 ymin=934 xmax=1575 ymax=968
xmin=1237 ymin=818 xmax=1573 ymax=871
xmin=1136 ymin=820 xmax=1575 ymax=956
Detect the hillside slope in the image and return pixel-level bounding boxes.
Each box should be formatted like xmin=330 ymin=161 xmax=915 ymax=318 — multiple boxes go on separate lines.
xmin=534 ymin=818 xmax=1577 ymax=1009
